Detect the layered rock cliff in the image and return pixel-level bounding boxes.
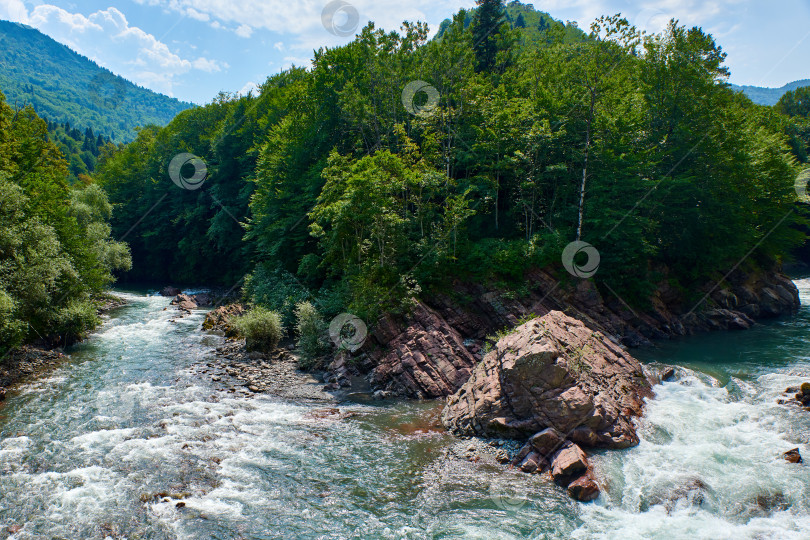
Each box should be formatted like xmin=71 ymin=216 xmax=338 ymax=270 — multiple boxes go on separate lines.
xmin=353 ymin=267 xmax=798 ymax=399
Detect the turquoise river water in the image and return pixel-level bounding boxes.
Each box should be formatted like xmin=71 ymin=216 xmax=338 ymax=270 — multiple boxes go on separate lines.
xmin=1 ymin=281 xmax=809 ymax=539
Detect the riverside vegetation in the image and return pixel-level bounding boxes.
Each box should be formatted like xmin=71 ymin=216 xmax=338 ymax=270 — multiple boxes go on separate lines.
xmin=2 ymin=0 xmax=810 ymax=371
xmin=95 ymin=1 xmax=809 ymax=343
xmin=0 ymin=91 xmax=131 ymax=356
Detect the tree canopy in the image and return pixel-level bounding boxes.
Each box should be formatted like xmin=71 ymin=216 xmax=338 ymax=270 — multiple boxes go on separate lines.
xmin=0 ymin=92 xmax=131 ymax=353
xmin=95 ymin=8 xmax=805 ymax=325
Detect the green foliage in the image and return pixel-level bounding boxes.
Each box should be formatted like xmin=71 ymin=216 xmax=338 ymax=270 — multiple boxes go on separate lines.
xmin=0 ymin=290 xmax=25 ymax=350
xmin=777 ymin=86 xmax=810 ymax=118
xmin=44 ymin=120 xmax=111 ymax=183
xmin=244 ymin=265 xmax=313 ymax=328
xmin=93 ymin=4 xmax=804 ymax=329
xmin=0 ymin=21 xmax=193 ymax=143
xmin=51 ymin=299 xmax=101 ymax=344
xmin=776 ymin=87 xmax=810 ymax=163
xmin=0 ymin=90 xmax=126 ymax=350
xmin=471 ymin=0 xmax=509 ymax=72
xmin=294 ymin=301 xmax=330 ymax=368
xmin=437 ymin=1 xmax=588 ymax=47
xmin=230 ymin=307 xmax=284 ymax=352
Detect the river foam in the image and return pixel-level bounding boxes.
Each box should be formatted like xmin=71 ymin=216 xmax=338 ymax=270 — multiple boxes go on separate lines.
xmin=573 ymin=279 xmax=810 ymax=539
xmin=2 ymin=285 xmax=810 ymax=538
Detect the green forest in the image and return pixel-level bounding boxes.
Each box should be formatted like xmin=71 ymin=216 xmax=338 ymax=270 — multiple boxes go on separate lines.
xmin=0 ymin=92 xmax=131 ymax=354
xmin=3 ymin=0 xmax=810 ymax=352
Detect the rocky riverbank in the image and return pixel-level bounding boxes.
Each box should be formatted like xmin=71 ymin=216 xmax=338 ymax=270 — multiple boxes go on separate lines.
xmin=0 ymin=347 xmax=68 ymax=401
xmin=344 ymin=267 xmax=799 ymax=400
xmin=188 ymin=339 xmax=335 ymax=402
xmin=0 ymin=293 xmax=128 ymax=399
xmin=187 ymin=272 xmax=802 ymax=502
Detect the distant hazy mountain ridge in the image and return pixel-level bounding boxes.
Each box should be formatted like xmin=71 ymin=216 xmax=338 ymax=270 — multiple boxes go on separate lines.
xmin=731 ymin=80 xmax=810 ymax=106
xmin=0 ymin=20 xmax=194 ymax=142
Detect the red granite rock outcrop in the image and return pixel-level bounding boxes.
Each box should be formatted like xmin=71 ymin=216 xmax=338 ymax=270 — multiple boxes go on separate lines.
xmin=441 ymin=311 xmax=652 ymax=447
xmin=354 ymin=267 xmax=797 ymax=399
xmin=366 ymin=302 xmax=477 ymax=398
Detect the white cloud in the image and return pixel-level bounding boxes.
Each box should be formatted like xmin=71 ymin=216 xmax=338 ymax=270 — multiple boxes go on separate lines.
xmin=193 ymin=57 xmax=227 ymax=72
xmin=29 ymin=5 xmax=103 ymax=33
xmin=235 ymin=24 xmax=253 ymax=38
xmin=129 ymin=0 xmax=474 ymax=52
xmin=273 ymin=41 xmax=284 ymax=51
xmin=631 ymin=0 xmax=749 ymax=34
xmin=239 ymin=81 xmax=260 ymax=95
xmin=184 ymin=7 xmax=210 ymax=22
xmin=0 ymin=0 xmax=29 ymax=22
xmin=282 ymin=56 xmax=312 ymax=69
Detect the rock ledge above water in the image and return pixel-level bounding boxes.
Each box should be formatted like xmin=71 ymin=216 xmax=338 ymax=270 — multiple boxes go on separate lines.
xmin=441 ymin=310 xmax=654 ymax=501
xmin=441 ymin=310 xmax=652 ymax=447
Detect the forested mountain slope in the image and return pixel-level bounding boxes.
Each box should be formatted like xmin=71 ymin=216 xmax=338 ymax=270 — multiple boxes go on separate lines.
xmin=0 ymin=20 xmax=194 ymax=143
xmin=732 ymin=79 xmax=810 ymax=106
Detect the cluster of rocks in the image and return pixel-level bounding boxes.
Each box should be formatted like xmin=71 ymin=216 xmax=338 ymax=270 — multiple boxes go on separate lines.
xmin=93 ymin=293 xmax=129 ymax=313
xmin=0 ymin=346 xmax=68 ymax=400
xmin=324 ymin=351 xmax=353 ymax=391
xmin=202 ymin=304 xmax=244 ymax=335
xmin=366 ymin=302 xmax=479 ymax=399
xmin=779 ymin=382 xmax=810 ymax=410
xmin=190 ymin=339 xmax=333 ymax=402
xmin=170 ymin=293 xmax=214 ymax=312
xmin=439 ymin=310 xmax=653 ymax=501
xmin=160 ymin=286 xmax=182 ymax=297
xmin=512 ymin=428 xmax=600 ymax=501
xmin=347 ymin=268 xmax=799 ymax=404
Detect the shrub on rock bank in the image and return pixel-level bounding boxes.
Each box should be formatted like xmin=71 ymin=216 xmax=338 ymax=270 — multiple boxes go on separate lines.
xmin=230 ymin=307 xmax=283 ymax=352
xmin=294 ymin=301 xmax=330 ymax=369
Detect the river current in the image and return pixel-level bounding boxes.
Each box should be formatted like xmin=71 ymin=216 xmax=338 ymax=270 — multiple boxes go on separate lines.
xmin=1 ymin=281 xmax=809 ymax=539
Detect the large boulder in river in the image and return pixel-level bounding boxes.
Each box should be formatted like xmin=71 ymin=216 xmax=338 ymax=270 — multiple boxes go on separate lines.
xmin=161 ymin=286 xmax=182 ymax=297
xmin=171 ymin=294 xmax=198 ymax=311
xmin=441 ymin=311 xmax=653 ymax=449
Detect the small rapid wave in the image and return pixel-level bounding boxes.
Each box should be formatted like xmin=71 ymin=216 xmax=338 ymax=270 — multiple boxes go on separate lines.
xmin=573 ymin=278 xmax=810 ymax=539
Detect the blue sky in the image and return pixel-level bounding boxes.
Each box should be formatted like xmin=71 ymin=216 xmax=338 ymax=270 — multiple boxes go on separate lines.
xmin=0 ymin=0 xmax=807 ymax=104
